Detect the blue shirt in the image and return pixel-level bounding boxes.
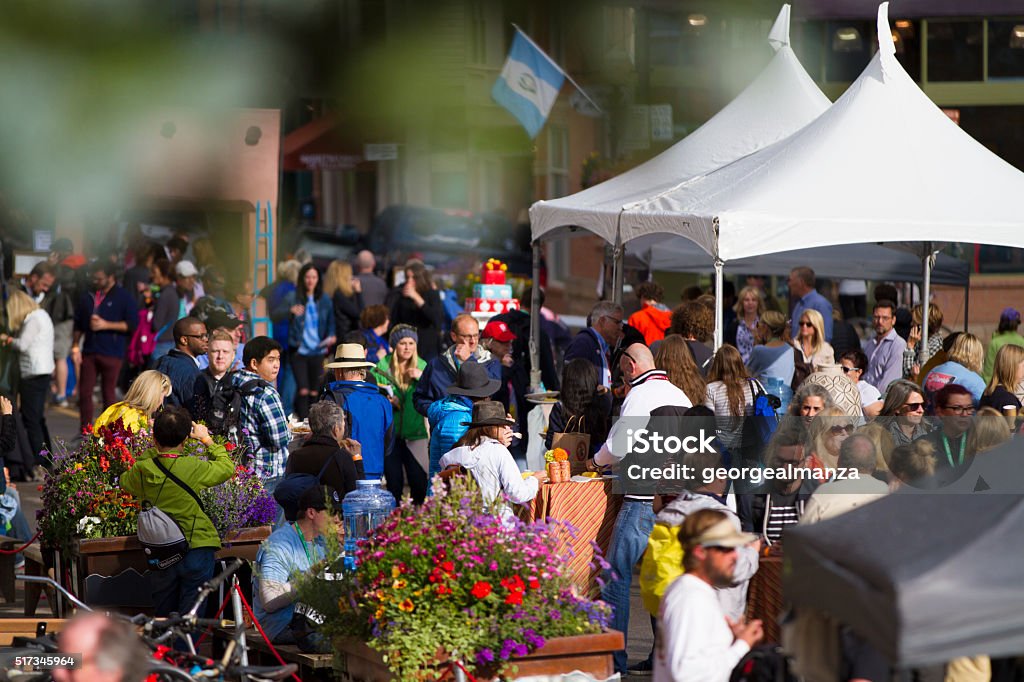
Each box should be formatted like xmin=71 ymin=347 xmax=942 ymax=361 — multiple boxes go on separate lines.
xmin=299 ymin=295 xmax=320 ymax=355
xmin=862 ymin=328 xmax=908 ymax=393
xmin=254 ymin=524 xmax=326 ymax=641
xmin=790 ymin=290 xmax=834 ymax=342
xmin=924 ymin=361 xmax=986 ymax=406
xmin=73 ymin=285 xmax=138 ymax=358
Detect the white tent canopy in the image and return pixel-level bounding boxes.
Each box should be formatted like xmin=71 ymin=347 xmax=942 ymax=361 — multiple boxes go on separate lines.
xmin=528 ymin=4 xmax=830 ymax=245
xmin=620 ymin=4 xmax=1024 ymax=260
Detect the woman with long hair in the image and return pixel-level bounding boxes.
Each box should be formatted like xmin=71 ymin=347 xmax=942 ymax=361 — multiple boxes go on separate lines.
xmin=792 ymin=308 xmax=834 ymax=377
xmin=878 ymin=379 xmax=930 ymax=447
xmin=148 ymin=258 xmax=180 ymax=362
xmin=888 ymin=440 xmax=936 ymax=491
xmin=703 ymin=345 xmax=757 ymax=452
xmin=545 ymin=358 xmax=610 ymax=455
xmin=966 ymin=407 xmax=1011 ymax=458
xmin=374 ymin=325 xmax=428 ymax=504
xmin=654 ymin=334 xmax=706 ymax=407
xmin=726 ymin=286 xmax=765 ymax=364
xmin=389 ymin=262 xmax=444 ymax=361
xmin=923 ymin=332 xmax=986 ymax=408
xmin=323 ymin=260 xmax=364 ymax=341
xmin=273 ymin=263 xmax=336 ymax=419
xmin=788 ymin=383 xmax=834 ymax=423
xmin=93 ymin=370 xmax=172 ymax=433
xmin=979 ymin=343 xmax=1024 ymax=415
xmin=440 ymin=400 xmax=545 ymax=523
xmin=1 ymin=290 xmax=55 ymax=476
xmin=805 ymin=407 xmax=855 ymax=471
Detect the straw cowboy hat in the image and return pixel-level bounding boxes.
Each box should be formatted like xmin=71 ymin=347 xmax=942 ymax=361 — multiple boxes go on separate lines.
xmin=326 ymin=343 xmax=376 ymax=370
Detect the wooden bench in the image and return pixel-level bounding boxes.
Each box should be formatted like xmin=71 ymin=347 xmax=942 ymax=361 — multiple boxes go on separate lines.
xmin=23 ymin=542 xmax=55 ymax=617
xmin=0 ymin=618 xmax=68 ymax=646
xmin=218 ymin=628 xmax=335 ymax=680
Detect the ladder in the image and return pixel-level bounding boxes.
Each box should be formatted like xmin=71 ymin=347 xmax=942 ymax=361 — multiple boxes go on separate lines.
xmin=251 ymin=200 xmax=274 ymax=337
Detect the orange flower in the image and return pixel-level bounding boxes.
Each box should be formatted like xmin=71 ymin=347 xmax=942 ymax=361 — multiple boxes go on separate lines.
xmin=398 ymin=599 xmax=414 ymax=612
xmin=553 ymin=448 xmax=569 ymax=462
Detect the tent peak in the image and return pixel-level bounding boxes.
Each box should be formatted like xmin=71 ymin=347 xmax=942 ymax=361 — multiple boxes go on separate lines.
xmin=877 ymin=2 xmax=897 ymax=79
xmin=768 ymin=4 xmax=791 ymax=51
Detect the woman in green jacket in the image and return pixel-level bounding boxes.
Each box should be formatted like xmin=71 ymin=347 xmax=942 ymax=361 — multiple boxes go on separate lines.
xmin=120 ymin=405 xmax=235 ymax=616
xmin=375 ymin=325 xmax=428 ymax=504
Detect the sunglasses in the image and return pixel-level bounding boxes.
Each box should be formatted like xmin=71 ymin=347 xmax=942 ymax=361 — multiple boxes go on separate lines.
xmin=799 ymin=321 xmax=814 ymax=328
xmin=829 ymin=424 xmax=855 ymax=435
xmin=601 ymin=316 xmax=625 ymax=327
xmin=902 ymin=402 xmax=925 ymax=413
xmin=841 ymin=366 xmax=861 ymax=374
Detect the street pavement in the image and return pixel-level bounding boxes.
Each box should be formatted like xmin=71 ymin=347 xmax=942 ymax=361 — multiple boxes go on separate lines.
xmin=3 ymin=402 xmax=657 ymax=678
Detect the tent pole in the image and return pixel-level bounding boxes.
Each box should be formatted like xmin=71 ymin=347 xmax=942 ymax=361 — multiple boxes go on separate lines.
xmin=713 ymin=259 xmax=724 ymax=351
xmin=612 ymin=232 xmax=624 ymax=306
xmin=963 ymin=276 xmax=970 ymax=331
xmin=920 ymin=245 xmax=933 ymax=364
xmin=529 ymin=241 xmax=542 ymax=391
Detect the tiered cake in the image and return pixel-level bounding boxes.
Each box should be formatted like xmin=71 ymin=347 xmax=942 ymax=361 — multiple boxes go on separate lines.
xmin=465 ymin=259 xmax=520 ymax=315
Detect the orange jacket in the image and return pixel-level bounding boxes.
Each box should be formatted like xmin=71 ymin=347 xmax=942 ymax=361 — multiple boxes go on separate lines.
xmin=629 ymin=304 xmax=673 ymax=345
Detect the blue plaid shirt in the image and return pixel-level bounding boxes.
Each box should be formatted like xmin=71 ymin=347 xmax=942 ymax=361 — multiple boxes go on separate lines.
xmin=231 ymin=369 xmax=289 ymax=480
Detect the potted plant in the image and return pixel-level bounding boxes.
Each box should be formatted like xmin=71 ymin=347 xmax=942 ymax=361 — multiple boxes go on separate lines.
xmin=294 ymin=476 xmax=621 ymax=681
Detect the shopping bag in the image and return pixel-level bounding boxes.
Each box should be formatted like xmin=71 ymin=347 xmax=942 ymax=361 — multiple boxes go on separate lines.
xmin=551 ymin=416 xmax=592 ymax=475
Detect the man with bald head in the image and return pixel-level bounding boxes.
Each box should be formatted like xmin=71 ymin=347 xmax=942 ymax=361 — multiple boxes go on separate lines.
xmin=801 ymin=434 xmax=889 ymax=524
xmin=52 ymin=613 xmax=148 ymax=682
xmin=594 ymin=342 xmax=691 ymax=674
xmin=354 ymin=250 xmax=387 ymax=307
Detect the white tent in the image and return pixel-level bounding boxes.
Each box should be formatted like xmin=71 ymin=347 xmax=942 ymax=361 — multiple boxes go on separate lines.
xmin=627 ymin=237 xmax=969 ymax=287
xmin=529 ymin=4 xmax=830 ymax=248
xmin=618 ymin=3 xmax=1024 ymax=348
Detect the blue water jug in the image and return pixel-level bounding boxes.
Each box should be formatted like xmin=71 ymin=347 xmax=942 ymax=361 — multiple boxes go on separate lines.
xmin=342 ymin=480 xmax=396 ymax=566
xmin=762 ymin=376 xmax=793 ymax=416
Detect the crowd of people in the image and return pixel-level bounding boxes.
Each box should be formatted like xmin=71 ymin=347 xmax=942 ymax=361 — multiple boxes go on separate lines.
xmin=4 ymin=240 xmax=1021 ymax=680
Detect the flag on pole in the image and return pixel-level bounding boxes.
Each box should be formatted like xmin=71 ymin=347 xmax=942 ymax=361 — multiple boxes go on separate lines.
xmin=492 ymin=29 xmax=566 ymax=139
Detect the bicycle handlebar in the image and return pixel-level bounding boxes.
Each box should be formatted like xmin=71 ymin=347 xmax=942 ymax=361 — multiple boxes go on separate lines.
xmin=16 ymin=575 xmax=92 ymax=612
xmin=186 ymin=558 xmax=245 ymax=618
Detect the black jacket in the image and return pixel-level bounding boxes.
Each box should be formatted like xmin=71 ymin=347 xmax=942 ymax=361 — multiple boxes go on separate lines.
xmin=490 ymin=309 xmax=560 ymax=391
xmin=333 ymin=290 xmax=364 ymax=340
xmin=286 ymin=434 xmax=361 ymax=496
xmin=737 ymin=479 xmax=819 ymax=543
xmin=387 ymin=288 xmax=444 ymax=361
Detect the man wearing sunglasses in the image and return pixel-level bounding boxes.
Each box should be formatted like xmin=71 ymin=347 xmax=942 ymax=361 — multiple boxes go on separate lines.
xmin=154 ymin=316 xmax=208 ymax=408
xmin=564 ymin=301 xmax=624 ymax=389
xmin=916 ymin=384 xmax=975 ymax=472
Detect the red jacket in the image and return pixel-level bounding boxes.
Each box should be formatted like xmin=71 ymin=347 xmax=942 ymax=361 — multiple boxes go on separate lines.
xmin=629 ymin=304 xmax=673 ymax=345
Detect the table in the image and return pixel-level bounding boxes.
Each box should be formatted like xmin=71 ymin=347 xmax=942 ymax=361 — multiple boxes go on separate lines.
xmin=519 ymin=479 xmax=622 ymax=595
xmin=746 ymin=555 xmax=783 ymax=643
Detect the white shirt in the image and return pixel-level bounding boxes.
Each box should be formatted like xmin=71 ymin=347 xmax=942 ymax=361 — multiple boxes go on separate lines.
xmin=595 ymin=370 xmax=692 ymax=467
xmin=440 ymin=438 xmax=539 ymax=524
xmin=654 ymin=574 xmax=750 ymax=682
xmin=856 ymin=379 xmax=882 ymax=408
xmin=11 ymin=309 xmax=55 ymax=376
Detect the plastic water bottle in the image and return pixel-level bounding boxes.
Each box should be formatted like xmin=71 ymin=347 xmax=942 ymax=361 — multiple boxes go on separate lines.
xmin=342 ymin=480 xmax=396 ymax=567
xmin=762 ymin=376 xmax=793 ymax=416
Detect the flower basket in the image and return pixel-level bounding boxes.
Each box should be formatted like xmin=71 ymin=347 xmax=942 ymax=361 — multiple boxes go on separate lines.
xmin=294 ymin=476 xmax=615 ymax=681
xmin=333 ymin=631 xmax=624 ymax=681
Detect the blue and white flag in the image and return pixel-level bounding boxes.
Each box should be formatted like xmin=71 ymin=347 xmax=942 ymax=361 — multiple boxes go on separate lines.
xmin=492 ymin=29 xmax=566 ymax=139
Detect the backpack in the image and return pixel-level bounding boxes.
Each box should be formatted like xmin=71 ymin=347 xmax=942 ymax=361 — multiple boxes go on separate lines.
xmin=206 ymin=376 xmax=268 ymax=438
xmin=137 ymin=459 xmax=206 ymax=570
xmin=742 ymin=378 xmax=780 ymax=464
xmin=127 ymin=310 xmax=172 ymax=368
xmin=273 ymin=455 xmax=340 ymax=522
xmin=730 ymin=645 xmax=797 ymax=682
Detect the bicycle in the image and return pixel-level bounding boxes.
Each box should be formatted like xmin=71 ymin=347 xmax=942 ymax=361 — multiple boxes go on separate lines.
xmin=2 ymin=558 xmax=297 ymax=682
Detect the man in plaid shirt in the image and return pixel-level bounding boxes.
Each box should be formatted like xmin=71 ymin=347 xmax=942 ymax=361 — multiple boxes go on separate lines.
xmin=233 ymin=336 xmax=290 ymax=488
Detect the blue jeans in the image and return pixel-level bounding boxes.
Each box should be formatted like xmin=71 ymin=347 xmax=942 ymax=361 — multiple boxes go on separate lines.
xmin=601 ymin=498 xmax=655 ymax=674
xmin=151 ymin=547 xmax=216 ymax=617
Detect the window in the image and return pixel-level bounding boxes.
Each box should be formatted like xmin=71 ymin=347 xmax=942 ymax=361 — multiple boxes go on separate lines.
xmin=988 ymin=19 xmax=1024 ymax=79
xmin=892 ymin=19 xmax=921 ymax=82
xmin=927 ymin=20 xmax=983 ymax=82
xmin=604 ymin=6 xmax=635 ymax=68
xmin=649 ymin=10 xmax=682 ymax=67
xmin=546 ymin=125 xmax=569 ymax=199
xmin=469 ymin=4 xmax=487 ymax=66
xmin=825 ymin=20 xmax=873 ymax=82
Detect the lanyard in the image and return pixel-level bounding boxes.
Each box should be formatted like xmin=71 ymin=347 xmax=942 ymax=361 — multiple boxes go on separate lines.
xmin=293 ymin=523 xmax=315 ymax=565
xmin=942 ymin=433 xmax=965 ymax=468
xmin=93 ymin=290 xmax=107 ymax=312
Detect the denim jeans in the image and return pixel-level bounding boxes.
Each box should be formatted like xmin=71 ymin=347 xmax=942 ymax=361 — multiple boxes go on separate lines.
xmin=151 ymin=547 xmax=216 ymax=617
xmin=601 ymin=498 xmax=655 ymax=674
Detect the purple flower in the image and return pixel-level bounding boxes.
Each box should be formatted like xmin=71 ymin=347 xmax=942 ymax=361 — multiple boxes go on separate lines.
xmin=475 ymin=648 xmax=494 ymax=666
xmin=522 ymin=629 xmax=545 ymax=649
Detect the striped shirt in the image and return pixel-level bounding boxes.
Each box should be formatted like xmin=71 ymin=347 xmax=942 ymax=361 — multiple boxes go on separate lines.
xmin=764 ymin=493 xmax=801 ymax=545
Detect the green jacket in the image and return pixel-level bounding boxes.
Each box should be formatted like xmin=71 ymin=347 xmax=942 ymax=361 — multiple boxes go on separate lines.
xmin=374 ymin=355 xmax=429 ymax=441
xmin=121 ymin=442 xmax=235 ymax=549
xmin=983 ymin=331 xmax=1024 ymax=382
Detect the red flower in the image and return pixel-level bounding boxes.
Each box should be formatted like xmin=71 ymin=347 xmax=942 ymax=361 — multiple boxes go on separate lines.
xmin=471 ymin=581 xmax=492 ymax=599
xmin=441 ymin=561 xmax=454 ymax=574
xmin=224 ymin=442 xmax=236 ymax=451
xmin=528 ymin=577 xmax=540 ymax=590
xmin=501 ymin=575 xmax=524 ymax=592
xmin=435 ymin=585 xmax=452 ymax=596
xmin=504 ymin=590 xmax=524 ymax=605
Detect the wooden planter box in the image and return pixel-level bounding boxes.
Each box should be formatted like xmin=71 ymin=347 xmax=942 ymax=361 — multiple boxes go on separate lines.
xmin=333 ymin=631 xmax=624 ymax=681
xmin=50 ymin=526 xmax=270 ymax=615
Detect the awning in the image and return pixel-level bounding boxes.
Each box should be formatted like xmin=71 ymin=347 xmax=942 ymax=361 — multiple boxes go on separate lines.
xmin=282 ymin=116 xmax=366 ymax=172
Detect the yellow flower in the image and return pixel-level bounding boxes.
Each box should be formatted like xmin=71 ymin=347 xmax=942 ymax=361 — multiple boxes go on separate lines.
xmin=392 ymin=566 xmax=402 ymax=579
xmin=392 ymin=579 xmax=407 ymax=590
xmin=399 ymin=599 xmax=415 ymax=612
xmin=375 ymin=606 xmax=385 ymax=620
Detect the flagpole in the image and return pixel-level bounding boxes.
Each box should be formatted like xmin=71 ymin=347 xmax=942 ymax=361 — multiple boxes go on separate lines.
xmin=510 ymin=24 xmax=603 ymax=113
